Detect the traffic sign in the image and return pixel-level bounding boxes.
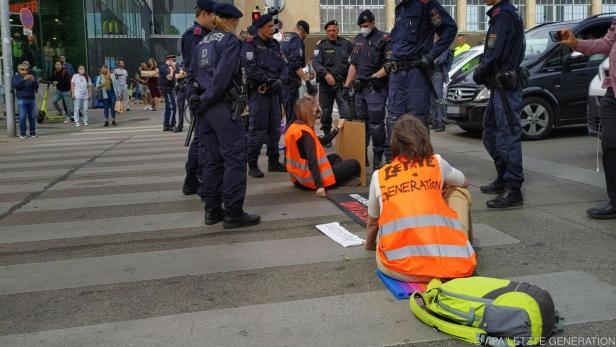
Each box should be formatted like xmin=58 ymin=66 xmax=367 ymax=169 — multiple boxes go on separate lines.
xmin=20 ymin=8 xmax=34 ymax=30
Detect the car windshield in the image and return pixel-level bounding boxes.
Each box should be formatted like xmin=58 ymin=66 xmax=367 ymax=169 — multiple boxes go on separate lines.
xmin=452 ymin=50 xmax=477 ymax=67
xmin=524 ymin=23 xmax=570 ymax=61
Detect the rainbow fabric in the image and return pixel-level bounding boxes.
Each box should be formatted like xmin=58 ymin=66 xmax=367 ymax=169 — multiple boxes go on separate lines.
xmin=376 ymin=270 xmax=428 ymax=300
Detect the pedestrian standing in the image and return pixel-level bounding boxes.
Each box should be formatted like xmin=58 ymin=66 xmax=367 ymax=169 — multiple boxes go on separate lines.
xmin=280 ymin=20 xmax=316 ymax=125
xmin=242 ymin=14 xmax=289 ymax=178
xmin=43 ymin=41 xmax=54 ymax=77
xmin=96 ymin=64 xmax=119 ymax=127
xmin=113 ymin=59 xmax=130 ymax=112
xmin=136 ymin=62 xmax=152 ymax=110
xmin=180 ymin=0 xmax=217 ymax=196
xmin=146 ymin=58 xmax=161 ymax=111
xmin=59 ymin=55 xmax=75 ymax=76
xmin=473 ymin=0 xmax=526 ymax=208
xmin=71 ymin=65 xmax=92 ymax=127
xmin=191 ymin=3 xmax=261 ymax=228
xmin=12 ymin=63 xmax=39 ymax=139
xmin=343 ymin=10 xmax=391 ymax=170
xmin=386 ymin=0 xmax=457 ymax=131
xmin=312 ymin=20 xmax=353 ymax=140
xmin=430 ymin=34 xmax=453 ymax=132
xmin=49 ymin=61 xmax=74 ymax=123
xmin=560 ymin=23 xmax=616 ymax=219
xmin=159 ymin=55 xmax=177 ymax=132
xmin=174 ymin=63 xmax=187 ymax=133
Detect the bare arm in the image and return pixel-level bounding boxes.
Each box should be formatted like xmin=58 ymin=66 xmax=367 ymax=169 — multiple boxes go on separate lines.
xmin=344 ymin=64 xmax=356 ymax=88
xmin=364 ymin=216 xmax=378 ymax=250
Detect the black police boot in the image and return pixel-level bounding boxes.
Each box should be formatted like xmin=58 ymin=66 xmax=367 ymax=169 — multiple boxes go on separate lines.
xmin=223 ymin=210 xmax=261 ymax=229
xmin=486 ymin=187 xmax=523 ymax=209
xmin=182 ymin=172 xmax=199 ymax=195
xmin=204 ymin=207 xmax=225 ymax=225
xmin=248 ymin=162 xmax=264 ymax=178
xmin=268 ymin=160 xmax=287 ymax=172
xmin=586 ymin=203 xmax=616 ymax=219
xmin=480 ymin=178 xmax=506 ymax=194
xmin=173 ymin=127 xmax=183 ymax=133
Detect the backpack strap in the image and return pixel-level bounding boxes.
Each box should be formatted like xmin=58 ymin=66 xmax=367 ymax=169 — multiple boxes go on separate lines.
xmin=409 ymin=291 xmax=510 ymax=347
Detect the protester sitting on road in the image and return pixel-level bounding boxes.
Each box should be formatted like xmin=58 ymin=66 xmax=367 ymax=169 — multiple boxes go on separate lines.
xmin=49 ymin=61 xmax=73 ymax=123
xmin=71 ymin=65 xmax=92 ymax=127
xmin=96 ymin=64 xmax=119 ymax=127
xmin=12 ymin=63 xmax=39 ymax=139
xmin=364 ymin=114 xmax=476 ymax=283
xmin=285 ymin=96 xmax=360 ymax=197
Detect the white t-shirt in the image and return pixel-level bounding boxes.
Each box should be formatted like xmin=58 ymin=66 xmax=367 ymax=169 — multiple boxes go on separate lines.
xmin=368 ymin=155 xmax=466 ymax=218
xmin=71 ymin=74 xmax=92 ymax=99
xmin=113 ymin=68 xmax=128 ymax=87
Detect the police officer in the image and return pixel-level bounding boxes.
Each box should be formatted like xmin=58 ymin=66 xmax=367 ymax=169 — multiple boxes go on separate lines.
xmin=181 ymin=0 xmax=217 ymax=196
xmin=387 ymin=0 xmax=457 ymax=135
xmin=242 ymin=14 xmax=289 ymax=178
xmin=473 ymin=0 xmax=525 ymax=209
xmin=280 ymin=20 xmax=316 ymax=125
xmin=174 ymin=62 xmax=187 ymax=133
xmin=312 ymin=20 xmax=353 ymax=139
xmin=343 ymin=10 xmax=390 ymax=170
xmin=191 ymin=3 xmax=260 ymax=228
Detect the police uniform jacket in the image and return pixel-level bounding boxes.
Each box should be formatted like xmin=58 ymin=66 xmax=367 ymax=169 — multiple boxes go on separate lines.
xmin=350 ymin=29 xmax=391 ymax=80
xmin=241 ymin=34 xmax=289 ymax=87
xmin=391 ymin=0 xmax=457 ymax=61
xmin=312 ymin=37 xmax=353 ymax=83
xmin=181 ymin=22 xmax=209 ymax=81
xmin=477 ymin=0 xmax=525 ymax=77
xmin=280 ymin=32 xmax=306 ymax=82
xmin=193 ymin=29 xmax=242 ymax=108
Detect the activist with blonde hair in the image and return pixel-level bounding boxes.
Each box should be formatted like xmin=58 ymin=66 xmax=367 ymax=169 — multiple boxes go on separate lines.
xmin=285 ymin=96 xmax=360 ymax=197
xmin=365 ymin=114 xmax=476 ymax=283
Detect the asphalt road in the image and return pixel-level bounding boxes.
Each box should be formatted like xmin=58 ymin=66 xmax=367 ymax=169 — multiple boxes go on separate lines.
xmin=0 ymin=106 xmax=615 ymax=347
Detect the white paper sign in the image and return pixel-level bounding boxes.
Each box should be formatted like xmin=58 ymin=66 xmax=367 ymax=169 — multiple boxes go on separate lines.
xmin=316 ymin=222 xmax=364 ymax=248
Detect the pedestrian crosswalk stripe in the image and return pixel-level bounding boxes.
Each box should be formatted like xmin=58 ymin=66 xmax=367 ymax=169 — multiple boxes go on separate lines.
xmin=0 ymin=236 xmax=369 ymax=295
xmin=50 ymin=174 xmax=187 ymax=190
xmin=0 ymin=168 xmax=69 ymax=180
xmin=0 ymin=290 xmax=444 ymax=346
xmin=0 ymin=158 xmax=85 ymax=170
xmin=75 ymin=125 xmax=163 ymax=133
xmin=29 ymin=133 xmax=173 ymax=146
xmin=0 ymin=147 xmax=185 ymax=162
xmin=0 ymin=201 xmax=344 ymax=244
xmin=0 ymin=182 xmax=47 ymax=194
xmin=24 ymin=136 xmax=183 ymax=151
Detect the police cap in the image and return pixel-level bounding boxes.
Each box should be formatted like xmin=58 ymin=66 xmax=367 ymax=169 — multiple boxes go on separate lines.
xmin=196 ymin=0 xmax=217 ymax=12
xmin=214 ymin=3 xmax=243 ymax=19
xmin=296 ymin=20 xmax=310 ymax=35
xmin=324 ymin=20 xmax=339 ymax=30
xmin=357 ymin=10 xmax=375 ymax=25
xmin=254 ymin=13 xmax=273 ymax=29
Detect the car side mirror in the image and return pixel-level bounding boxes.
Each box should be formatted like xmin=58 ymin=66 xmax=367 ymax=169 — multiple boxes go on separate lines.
xmin=564 ymin=51 xmax=589 ymax=65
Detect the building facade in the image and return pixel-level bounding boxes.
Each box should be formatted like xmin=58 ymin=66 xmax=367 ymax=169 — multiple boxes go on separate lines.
xmin=8 ymin=0 xmax=152 ymax=78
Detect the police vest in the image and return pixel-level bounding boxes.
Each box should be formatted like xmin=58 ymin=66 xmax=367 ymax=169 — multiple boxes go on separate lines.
xmin=377 ymin=156 xmax=476 ymax=279
xmin=285 ymin=123 xmax=336 ymax=189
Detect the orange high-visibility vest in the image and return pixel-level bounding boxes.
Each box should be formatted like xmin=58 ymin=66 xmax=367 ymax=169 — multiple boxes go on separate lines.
xmin=285 ymin=123 xmax=336 ymax=189
xmin=377 ymin=156 xmax=476 ymax=279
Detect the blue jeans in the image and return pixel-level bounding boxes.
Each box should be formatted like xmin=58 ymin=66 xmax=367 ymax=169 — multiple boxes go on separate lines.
xmin=163 ymin=89 xmax=177 ymax=127
xmin=430 ymin=71 xmax=446 ymax=128
xmin=103 ymin=89 xmax=116 ymax=119
xmin=52 ymin=90 xmax=73 ymax=116
xmin=17 ymin=98 xmax=36 ymax=136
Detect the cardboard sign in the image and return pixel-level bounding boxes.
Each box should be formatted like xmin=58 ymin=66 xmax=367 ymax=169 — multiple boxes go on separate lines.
xmin=335 ymin=120 xmax=366 ymax=186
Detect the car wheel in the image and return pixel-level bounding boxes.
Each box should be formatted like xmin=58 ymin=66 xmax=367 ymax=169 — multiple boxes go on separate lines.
xmin=520 ymin=97 xmax=554 ymax=140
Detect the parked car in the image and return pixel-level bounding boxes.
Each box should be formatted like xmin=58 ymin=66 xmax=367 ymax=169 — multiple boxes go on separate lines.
xmin=587 ymin=58 xmax=608 ymax=136
xmin=447 ymin=45 xmax=484 ymax=86
xmin=445 ymin=14 xmax=614 ymax=140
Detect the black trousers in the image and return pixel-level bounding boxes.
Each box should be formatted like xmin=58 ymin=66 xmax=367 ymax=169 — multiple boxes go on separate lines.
xmin=599 ymin=89 xmax=616 ymax=205
xmin=293 ymin=153 xmax=360 ymax=190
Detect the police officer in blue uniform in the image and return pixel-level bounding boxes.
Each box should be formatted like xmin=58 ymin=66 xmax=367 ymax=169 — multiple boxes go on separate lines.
xmin=473 ymin=0 xmax=526 ymax=208
xmin=343 ymin=10 xmax=391 ymax=170
xmin=191 ymin=3 xmax=260 ymax=228
xmin=387 ymin=0 xmax=457 ymax=135
xmin=181 ymin=0 xmax=217 ymax=196
xmin=280 ymin=20 xmax=316 ymax=125
xmin=242 ymin=14 xmax=289 ymax=178
xmin=312 ymin=20 xmax=353 ymax=139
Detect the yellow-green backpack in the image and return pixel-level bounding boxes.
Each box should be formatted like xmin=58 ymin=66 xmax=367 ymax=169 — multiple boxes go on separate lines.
xmin=410 ymin=277 xmax=563 ymax=347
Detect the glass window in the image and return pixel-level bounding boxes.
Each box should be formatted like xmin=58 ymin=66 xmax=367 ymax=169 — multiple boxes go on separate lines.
xmin=467 ymin=0 xmax=487 ymax=32
xmin=536 ymin=0 xmax=591 ymax=24
xmin=441 ymin=0 xmax=456 ymax=21
xmin=603 ymin=0 xmax=616 ymax=13
xmin=319 ymin=0 xmax=386 ymax=33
